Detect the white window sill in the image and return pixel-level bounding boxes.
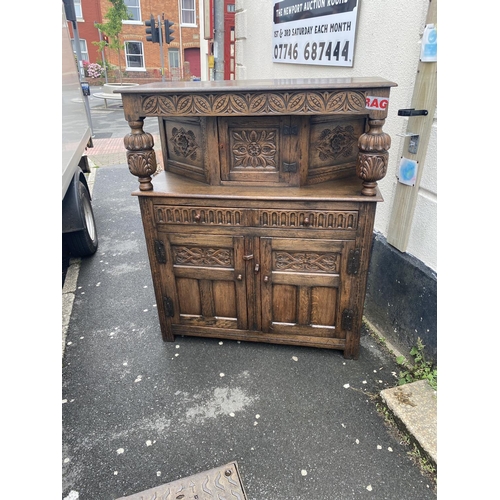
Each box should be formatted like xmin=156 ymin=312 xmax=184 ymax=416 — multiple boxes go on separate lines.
xmin=125 ymin=68 xmax=146 ymax=72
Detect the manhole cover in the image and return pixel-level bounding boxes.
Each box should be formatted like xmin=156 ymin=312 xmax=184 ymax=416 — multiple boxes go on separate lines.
xmin=116 ymin=462 xmax=247 ymax=500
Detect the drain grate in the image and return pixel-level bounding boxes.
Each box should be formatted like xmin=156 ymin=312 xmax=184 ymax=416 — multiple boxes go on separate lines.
xmin=116 ymin=462 xmax=248 ymax=500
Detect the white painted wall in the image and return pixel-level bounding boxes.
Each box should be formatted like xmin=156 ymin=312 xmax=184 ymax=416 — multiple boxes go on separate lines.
xmin=234 ymin=0 xmax=437 ymax=272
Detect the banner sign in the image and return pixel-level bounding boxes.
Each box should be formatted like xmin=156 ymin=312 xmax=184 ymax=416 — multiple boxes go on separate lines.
xmin=272 ymin=0 xmax=359 ymax=67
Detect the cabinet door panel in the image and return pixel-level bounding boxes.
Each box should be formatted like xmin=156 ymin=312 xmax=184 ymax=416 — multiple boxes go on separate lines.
xmin=271 ymin=284 xmax=297 ymax=324
xmin=162 ymin=233 xmax=247 ymax=330
xmin=261 ymin=237 xmax=350 ymax=339
xmin=176 ymin=278 xmax=201 ymax=316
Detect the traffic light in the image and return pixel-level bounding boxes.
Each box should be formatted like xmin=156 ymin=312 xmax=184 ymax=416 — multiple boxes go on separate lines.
xmin=165 ymin=20 xmax=175 ymax=44
xmin=145 ymin=15 xmax=159 ymax=43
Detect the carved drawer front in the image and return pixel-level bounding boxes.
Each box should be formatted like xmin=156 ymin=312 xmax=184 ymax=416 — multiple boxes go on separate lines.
xmin=154 ymin=205 xmax=247 ymax=227
xmin=257 ymin=208 xmax=359 ymax=230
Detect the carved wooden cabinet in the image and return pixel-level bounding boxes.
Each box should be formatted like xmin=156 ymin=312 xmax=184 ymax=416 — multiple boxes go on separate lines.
xmin=119 ymin=78 xmax=396 ymax=359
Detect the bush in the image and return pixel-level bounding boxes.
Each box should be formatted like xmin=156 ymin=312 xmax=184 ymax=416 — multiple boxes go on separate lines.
xmin=83 ymin=61 xmax=104 ymax=79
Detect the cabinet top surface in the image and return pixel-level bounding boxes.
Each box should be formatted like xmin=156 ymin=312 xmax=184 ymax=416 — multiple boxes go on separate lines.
xmin=133 ymin=172 xmax=383 ymax=203
xmin=116 ymin=77 xmax=397 ymax=95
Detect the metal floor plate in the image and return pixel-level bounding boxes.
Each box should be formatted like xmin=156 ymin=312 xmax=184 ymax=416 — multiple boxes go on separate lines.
xmin=116 ymin=462 xmax=247 ymax=500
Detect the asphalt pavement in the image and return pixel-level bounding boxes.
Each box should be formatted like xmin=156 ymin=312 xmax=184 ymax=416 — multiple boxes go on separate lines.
xmin=62 ymin=87 xmax=437 ymax=499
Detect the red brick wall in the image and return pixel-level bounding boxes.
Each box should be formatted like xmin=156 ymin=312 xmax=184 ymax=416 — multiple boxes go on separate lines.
xmin=98 ymin=0 xmax=201 ymax=80
xmin=68 ymin=0 xmax=103 ymax=64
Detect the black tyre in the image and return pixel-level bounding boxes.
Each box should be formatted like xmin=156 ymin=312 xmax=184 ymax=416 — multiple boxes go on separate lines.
xmin=63 ymin=180 xmax=98 ymax=257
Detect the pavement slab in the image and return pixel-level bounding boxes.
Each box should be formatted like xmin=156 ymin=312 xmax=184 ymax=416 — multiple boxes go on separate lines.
xmin=380 ymin=380 xmax=437 ymax=468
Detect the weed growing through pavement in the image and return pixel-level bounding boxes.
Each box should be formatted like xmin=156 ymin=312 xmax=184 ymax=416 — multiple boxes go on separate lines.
xmin=396 ymin=337 xmax=437 ymax=390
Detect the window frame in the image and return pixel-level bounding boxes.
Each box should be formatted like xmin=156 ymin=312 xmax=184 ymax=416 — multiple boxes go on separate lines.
xmin=181 ymin=0 xmax=197 ymax=27
xmin=123 ymin=0 xmax=142 ymax=24
xmin=74 ymin=0 xmax=83 ymax=19
xmin=71 ymin=38 xmax=89 ymax=62
xmin=168 ymin=49 xmax=180 ymax=69
xmin=124 ymin=41 xmax=146 ymax=71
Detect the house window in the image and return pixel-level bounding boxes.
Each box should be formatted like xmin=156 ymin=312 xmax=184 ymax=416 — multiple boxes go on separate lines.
xmin=71 ymin=38 xmax=89 ymax=61
xmin=124 ymin=41 xmax=145 ymax=70
xmin=168 ymin=49 xmax=181 ymax=80
xmin=227 ymin=4 xmax=235 ymax=12
xmin=169 ymin=49 xmax=180 ymax=68
xmin=181 ymin=0 xmax=196 ymax=26
xmin=74 ymin=0 xmax=83 ymax=18
xmin=124 ymin=0 xmax=141 ymax=22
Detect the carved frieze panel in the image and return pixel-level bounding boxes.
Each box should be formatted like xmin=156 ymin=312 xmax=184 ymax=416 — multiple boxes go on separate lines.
xmin=172 ymin=246 xmax=233 ymax=267
xmin=142 ymin=90 xmax=366 ymax=116
xmin=155 ymin=206 xmax=244 ymax=226
xmin=258 ymin=210 xmax=358 ymax=230
xmin=273 ymin=251 xmax=339 ymax=273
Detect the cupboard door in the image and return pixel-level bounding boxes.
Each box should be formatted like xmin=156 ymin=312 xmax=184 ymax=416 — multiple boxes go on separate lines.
xmin=218 ymin=116 xmax=303 ymax=186
xmin=161 ymin=233 xmax=248 ymax=330
xmin=260 ymin=237 xmax=355 ymax=339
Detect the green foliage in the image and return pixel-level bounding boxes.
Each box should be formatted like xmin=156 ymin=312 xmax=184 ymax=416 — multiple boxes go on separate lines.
xmin=396 ymin=338 xmax=437 ymax=390
xmin=93 ymin=0 xmax=131 ymax=82
xmin=94 ymin=0 xmax=131 ymax=52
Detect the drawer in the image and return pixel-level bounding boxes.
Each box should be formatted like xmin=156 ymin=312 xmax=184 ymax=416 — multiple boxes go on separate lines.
xmin=257 ymin=209 xmax=359 ymax=230
xmin=154 ymin=205 xmax=247 ymax=226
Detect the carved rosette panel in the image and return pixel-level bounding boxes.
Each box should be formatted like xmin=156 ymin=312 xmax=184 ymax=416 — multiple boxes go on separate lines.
xmin=141 ymin=90 xmax=365 ymax=116
xmin=232 ymin=130 xmax=277 ymax=169
xmin=316 ymin=125 xmax=358 ymax=161
xmin=124 ymin=119 xmax=157 ymax=191
xmin=274 ymin=251 xmax=339 ymax=273
xmin=356 ymin=119 xmax=391 ymax=196
xmin=170 ymin=127 xmax=199 ymax=160
xmin=172 ymin=246 xmax=233 ymax=267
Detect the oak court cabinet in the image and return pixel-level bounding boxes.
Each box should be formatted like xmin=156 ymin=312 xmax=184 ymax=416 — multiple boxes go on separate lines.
xmin=118 ymin=77 xmax=396 ymax=359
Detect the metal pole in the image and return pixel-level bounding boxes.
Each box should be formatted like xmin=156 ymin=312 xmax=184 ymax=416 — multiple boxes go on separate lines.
xmin=97 ymin=27 xmax=109 ymax=84
xmin=214 ymin=0 xmax=225 ymax=80
xmin=159 ymin=15 xmax=165 ymax=82
xmin=178 ymin=0 xmax=184 ymax=79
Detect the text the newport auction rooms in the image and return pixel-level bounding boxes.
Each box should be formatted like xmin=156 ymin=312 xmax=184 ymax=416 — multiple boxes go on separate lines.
xmin=273 ymin=0 xmax=359 ymax=67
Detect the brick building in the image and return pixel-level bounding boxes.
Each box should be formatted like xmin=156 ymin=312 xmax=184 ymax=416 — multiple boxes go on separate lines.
xmin=66 ymin=0 xmax=238 ymax=82
xmin=66 ymin=0 xmax=104 ymax=65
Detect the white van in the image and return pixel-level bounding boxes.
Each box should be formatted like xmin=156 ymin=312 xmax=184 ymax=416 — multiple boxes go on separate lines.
xmin=61 ymin=2 xmax=98 ymax=257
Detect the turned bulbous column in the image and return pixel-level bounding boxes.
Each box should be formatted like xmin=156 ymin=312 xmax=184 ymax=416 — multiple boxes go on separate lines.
xmin=356 ymin=118 xmax=391 ymax=196
xmin=124 ymin=119 xmax=157 ymax=191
